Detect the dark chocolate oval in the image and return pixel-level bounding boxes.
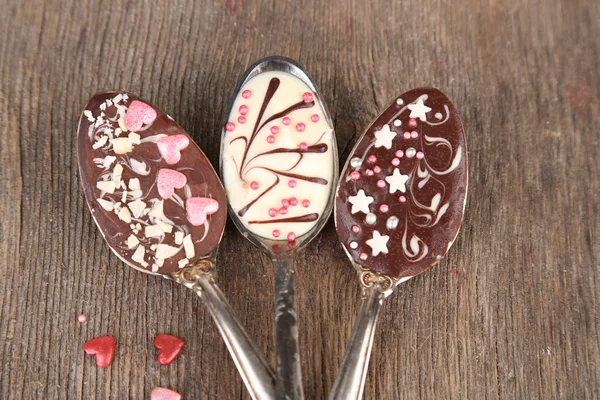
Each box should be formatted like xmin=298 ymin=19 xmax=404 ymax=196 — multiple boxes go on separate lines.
xmin=77 ymin=92 xmax=227 ymax=275
xmin=335 ymin=88 xmax=467 ymax=280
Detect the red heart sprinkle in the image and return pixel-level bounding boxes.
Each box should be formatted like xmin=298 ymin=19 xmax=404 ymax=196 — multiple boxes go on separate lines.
xmin=150 ymin=387 xmax=181 ymax=400
xmin=83 ymin=336 xmax=115 ymax=368
xmin=125 ymin=100 xmax=157 ymax=132
xmin=154 ymin=334 xmax=184 ymax=366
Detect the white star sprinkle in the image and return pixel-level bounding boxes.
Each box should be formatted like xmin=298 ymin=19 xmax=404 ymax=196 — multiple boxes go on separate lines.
xmin=366 ymin=230 xmax=389 ymax=256
xmin=385 ymin=168 xmax=410 ymax=193
xmin=348 ymin=189 xmax=374 ymax=214
xmin=373 ymin=124 xmax=396 ymax=149
xmin=407 ymin=98 xmax=432 ymax=121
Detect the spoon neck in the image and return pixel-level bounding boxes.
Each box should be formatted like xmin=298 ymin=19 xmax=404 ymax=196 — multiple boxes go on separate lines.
xmin=329 ymin=286 xmax=385 ymax=400
xmin=272 ymin=254 xmax=305 ymax=399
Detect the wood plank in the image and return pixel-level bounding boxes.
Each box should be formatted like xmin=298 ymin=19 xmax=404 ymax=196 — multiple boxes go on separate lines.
xmin=0 ymin=0 xmax=598 ymax=398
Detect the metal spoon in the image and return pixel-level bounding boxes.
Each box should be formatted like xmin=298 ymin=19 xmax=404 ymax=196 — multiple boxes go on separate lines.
xmin=329 ymin=88 xmax=468 ymax=399
xmin=220 ymin=56 xmax=338 ymax=399
xmin=77 ymin=91 xmax=275 ymax=399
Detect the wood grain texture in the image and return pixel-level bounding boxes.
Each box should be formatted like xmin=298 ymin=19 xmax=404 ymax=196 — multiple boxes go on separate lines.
xmin=0 ymin=0 xmax=598 ymax=398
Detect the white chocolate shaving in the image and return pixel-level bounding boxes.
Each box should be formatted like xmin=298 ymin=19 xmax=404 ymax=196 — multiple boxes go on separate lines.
xmin=112 ymin=137 xmax=132 ymax=154
xmin=126 ymin=235 xmax=139 ymax=249
xmin=96 ymin=181 xmax=116 ymax=194
xmin=144 ymin=224 xmax=164 ymax=238
xmin=183 ymin=234 xmax=195 ymax=259
xmin=155 ymin=244 xmax=180 ymax=259
xmin=97 ymin=198 xmax=114 ymax=211
xmin=118 ymin=207 xmax=132 ymax=223
xmin=128 ymin=199 xmax=146 ymax=218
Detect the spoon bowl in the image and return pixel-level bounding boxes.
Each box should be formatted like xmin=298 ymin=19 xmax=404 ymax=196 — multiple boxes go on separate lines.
xmin=78 ymin=92 xmax=276 ymax=399
xmin=330 ymin=88 xmax=468 ymax=399
xmin=220 ymin=56 xmax=338 ymax=399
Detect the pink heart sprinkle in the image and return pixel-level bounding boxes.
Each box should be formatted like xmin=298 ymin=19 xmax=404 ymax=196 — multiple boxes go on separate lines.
xmin=125 ymin=100 xmax=157 ymax=132
xmin=157 ymin=169 xmax=187 ymax=199
xmin=150 ymin=387 xmax=181 ymax=400
xmin=157 ymin=135 xmax=190 ymax=165
xmin=186 ymin=197 xmax=219 ymax=226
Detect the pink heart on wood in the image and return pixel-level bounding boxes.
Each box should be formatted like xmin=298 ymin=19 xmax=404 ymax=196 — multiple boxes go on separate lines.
xmin=157 ymin=135 xmax=190 ymax=165
xmin=186 ymin=197 xmax=219 ymax=226
xmin=150 ymin=387 xmax=181 ymax=400
xmin=125 ymin=100 xmax=157 ymax=132
xmin=83 ymin=336 xmax=115 ymax=368
xmin=157 ymin=169 xmax=187 ymax=199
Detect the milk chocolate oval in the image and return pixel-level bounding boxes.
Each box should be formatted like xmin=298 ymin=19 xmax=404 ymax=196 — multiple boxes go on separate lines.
xmin=335 ymin=88 xmax=467 ymax=280
xmin=77 ymin=92 xmax=227 ymax=275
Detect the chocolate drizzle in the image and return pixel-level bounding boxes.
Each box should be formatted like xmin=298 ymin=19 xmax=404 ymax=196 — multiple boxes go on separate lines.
xmin=238 ymin=176 xmax=280 ymax=217
xmin=248 ymin=213 xmax=319 ymax=224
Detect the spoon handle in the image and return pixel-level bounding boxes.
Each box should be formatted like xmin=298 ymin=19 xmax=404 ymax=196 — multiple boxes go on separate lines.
xmin=329 ymin=287 xmax=385 ymax=400
xmin=186 ymin=276 xmax=276 ymax=400
xmin=273 ymin=255 xmax=305 ymax=399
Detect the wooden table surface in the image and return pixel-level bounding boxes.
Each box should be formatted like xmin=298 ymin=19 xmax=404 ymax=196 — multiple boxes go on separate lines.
xmin=1 ymin=0 xmax=599 ymax=398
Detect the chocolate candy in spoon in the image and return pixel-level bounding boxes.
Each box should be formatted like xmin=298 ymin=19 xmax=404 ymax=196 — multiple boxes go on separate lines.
xmin=221 ymin=56 xmax=338 ymax=399
xmin=330 ymin=88 xmax=467 ymax=399
xmin=77 ymin=92 xmax=275 ymax=398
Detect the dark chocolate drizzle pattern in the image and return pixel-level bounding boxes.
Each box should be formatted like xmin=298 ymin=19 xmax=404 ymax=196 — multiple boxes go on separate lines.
xmin=224 ymin=74 xmax=333 ymax=238
xmin=335 ymin=88 xmax=467 ymax=280
xmin=78 ymin=92 xmax=227 ymax=275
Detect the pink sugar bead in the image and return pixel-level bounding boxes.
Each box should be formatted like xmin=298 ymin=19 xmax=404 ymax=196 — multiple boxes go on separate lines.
xmin=359 ymin=253 xmax=368 ymax=260
xmin=403 ymin=131 xmax=411 ymax=139
xmin=282 ymin=199 xmax=290 ymax=207
xmin=302 ymin=92 xmax=314 ymax=103
xmin=78 ymin=314 xmax=87 ymax=323
xmin=242 ymin=90 xmax=252 ymax=99
xmin=311 ymin=114 xmax=320 ymax=122
xmin=399 ymin=195 xmax=407 ymax=202
xmin=269 ymin=208 xmax=277 ymax=217
xmin=392 ymin=158 xmax=400 ymax=166
xmin=287 ymin=232 xmax=296 ymax=242
xmin=282 ymin=117 xmax=291 ymax=125
xmin=288 ymin=180 xmax=297 ymax=188
xmin=368 ymin=155 xmax=377 ymax=163
xmin=250 ymin=181 xmax=259 ymax=190
xmin=273 ymin=230 xmax=280 ymax=238
xmin=226 ymin=122 xmax=235 ymax=132
xmin=374 ymin=166 xmax=381 ymax=174
xmin=299 ymin=142 xmax=308 ymax=150
xmin=239 ymin=105 xmax=248 ymax=115
xmin=366 ymin=169 xmax=374 ymax=176
xmin=350 ymin=171 xmax=360 ymax=180
xmin=352 ymin=225 xmax=360 ymax=233
xmin=267 ymin=135 xmax=275 ymax=143
xmin=411 ymin=131 xmax=418 ymax=138
xmin=289 ymin=197 xmax=298 ymax=206
xmin=302 ymin=199 xmax=310 ymax=207
xmin=380 ymin=204 xmax=389 ymax=212
xmin=409 ymin=118 xmax=417 ymax=127
xmin=279 ymin=207 xmax=288 ymax=215
xmin=238 ymin=116 xmax=246 ymax=124
xmin=296 ymin=123 xmax=305 ymax=132
xmin=416 ymin=151 xmax=424 ymax=159
xmin=271 ymin=126 xmax=280 ymax=134
xmin=395 ymin=150 xmax=404 ymax=158
xmin=377 ymin=180 xmax=385 ymax=188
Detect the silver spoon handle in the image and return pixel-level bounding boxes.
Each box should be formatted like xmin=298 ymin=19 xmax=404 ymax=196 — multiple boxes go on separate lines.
xmin=273 ymin=255 xmax=304 ymax=399
xmin=329 ymin=287 xmax=385 ymax=400
xmin=182 ymin=276 xmax=276 ymax=400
